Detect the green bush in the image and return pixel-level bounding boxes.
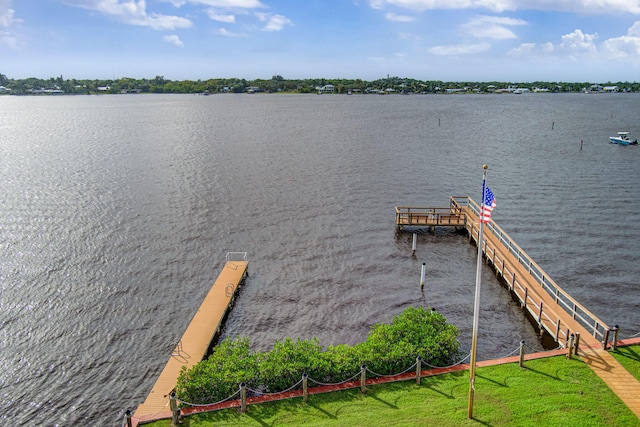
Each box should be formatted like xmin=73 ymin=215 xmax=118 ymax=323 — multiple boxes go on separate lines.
xmin=175 ymin=306 xmax=459 ymax=404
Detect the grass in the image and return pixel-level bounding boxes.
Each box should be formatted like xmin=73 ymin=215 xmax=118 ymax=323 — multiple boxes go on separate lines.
xmin=144 ymin=351 xmax=640 ymax=427
xmin=612 ymin=345 xmax=640 ymax=381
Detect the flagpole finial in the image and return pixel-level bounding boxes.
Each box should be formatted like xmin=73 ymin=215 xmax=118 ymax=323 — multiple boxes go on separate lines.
xmin=483 ymin=164 xmax=488 ymax=170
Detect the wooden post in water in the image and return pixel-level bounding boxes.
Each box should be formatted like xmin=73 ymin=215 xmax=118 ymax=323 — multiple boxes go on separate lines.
xmin=125 ymin=410 xmax=132 ymax=427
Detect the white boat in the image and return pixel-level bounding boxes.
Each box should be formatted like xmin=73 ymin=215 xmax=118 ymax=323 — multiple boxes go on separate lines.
xmin=609 ymin=132 xmax=638 ymax=145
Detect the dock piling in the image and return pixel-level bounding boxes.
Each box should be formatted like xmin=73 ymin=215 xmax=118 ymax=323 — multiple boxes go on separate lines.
xmin=420 ymin=263 xmax=426 ymax=290
xmin=412 ymin=233 xmax=417 ymax=255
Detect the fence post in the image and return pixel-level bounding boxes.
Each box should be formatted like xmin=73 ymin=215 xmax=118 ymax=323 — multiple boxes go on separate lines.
xmin=169 ymin=391 xmax=180 ymax=426
xmin=416 ymin=356 xmax=422 ymax=385
xmin=519 ymin=340 xmax=525 ymax=368
xmin=240 ymin=382 xmax=247 ymax=413
xmin=360 ymin=364 xmax=367 ymax=393
xmin=574 ymin=332 xmax=580 ymax=356
xmin=613 ymin=325 xmax=620 ymax=350
xmin=302 ymin=373 xmax=308 ymax=402
xmin=567 ymin=334 xmax=575 ymax=359
xmin=602 ymin=328 xmax=611 ymax=350
xmin=125 ymin=409 xmax=132 ymax=427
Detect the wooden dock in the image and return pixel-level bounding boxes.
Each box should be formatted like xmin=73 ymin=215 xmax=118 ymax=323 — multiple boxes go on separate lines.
xmin=133 ymin=252 xmax=249 ymax=424
xmin=396 ymin=197 xmax=640 ymax=419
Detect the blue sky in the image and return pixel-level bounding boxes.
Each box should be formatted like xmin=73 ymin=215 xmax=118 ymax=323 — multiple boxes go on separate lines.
xmin=2 ymin=0 xmax=640 ymax=82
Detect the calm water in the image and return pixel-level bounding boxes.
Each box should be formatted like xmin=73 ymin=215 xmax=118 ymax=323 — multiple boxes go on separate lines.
xmin=0 ymin=93 xmax=638 ymax=426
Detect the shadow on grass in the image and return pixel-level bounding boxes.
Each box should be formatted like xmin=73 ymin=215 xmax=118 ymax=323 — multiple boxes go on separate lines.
xmin=614 ymin=346 xmax=640 ymax=362
xmin=522 ymin=366 xmax=561 ymax=381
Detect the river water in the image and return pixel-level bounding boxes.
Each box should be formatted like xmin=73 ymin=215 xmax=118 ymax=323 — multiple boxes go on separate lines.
xmin=0 ymin=92 xmax=638 ymax=426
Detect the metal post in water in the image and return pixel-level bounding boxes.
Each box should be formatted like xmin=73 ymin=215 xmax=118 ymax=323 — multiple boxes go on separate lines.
xmin=420 ymin=262 xmax=426 ymax=290
xmin=412 ymin=233 xmax=417 ymax=255
xmin=519 ymin=340 xmax=525 ymax=368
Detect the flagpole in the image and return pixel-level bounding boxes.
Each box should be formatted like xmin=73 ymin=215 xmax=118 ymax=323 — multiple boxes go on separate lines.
xmin=468 ymin=164 xmax=488 ymax=419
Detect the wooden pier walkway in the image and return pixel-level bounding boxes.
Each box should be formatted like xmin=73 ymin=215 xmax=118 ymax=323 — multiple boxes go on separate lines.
xmin=133 ymin=252 xmax=249 ymax=424
xmin=396 ymin=197 xmax=640 ymax=419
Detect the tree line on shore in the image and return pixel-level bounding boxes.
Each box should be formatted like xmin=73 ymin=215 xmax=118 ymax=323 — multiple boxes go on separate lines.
xmin=1 ymin=73 xmax=638 ymax=95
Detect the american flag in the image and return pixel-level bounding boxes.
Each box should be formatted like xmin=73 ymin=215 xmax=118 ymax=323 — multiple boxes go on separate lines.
xmin=480 ymin=182 xmax=496 ymax=224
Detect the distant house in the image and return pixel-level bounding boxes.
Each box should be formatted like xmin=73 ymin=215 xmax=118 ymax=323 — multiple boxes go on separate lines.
xmin=317 ymin=84 xmax=335 ymax=93
xmin=603 ymin=86 xmax=619 ymax=93
xmin=589 ymin=84 xmax=603 ymax=92
xmin=97 ymin=86 xmax=111 ymax=92
xmin=0 ymin=86 xmax=10 ymax=94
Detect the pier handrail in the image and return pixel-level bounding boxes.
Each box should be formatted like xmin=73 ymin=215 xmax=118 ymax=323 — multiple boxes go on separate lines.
xmin=395 ymin=206 xmax=466 ymax=227
xmin=226 ymin=252 xmax=248 ymax=262
xmin=450 ymin=196 xmax=610 ymax=342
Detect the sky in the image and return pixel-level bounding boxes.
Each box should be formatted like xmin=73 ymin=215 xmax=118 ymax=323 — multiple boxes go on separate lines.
xmin=1 ymin=0 xmax=640 ymax=82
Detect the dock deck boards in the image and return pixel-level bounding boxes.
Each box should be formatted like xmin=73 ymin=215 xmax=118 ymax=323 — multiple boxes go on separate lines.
xmin=134 ymin=259 xmax=248 ymax=421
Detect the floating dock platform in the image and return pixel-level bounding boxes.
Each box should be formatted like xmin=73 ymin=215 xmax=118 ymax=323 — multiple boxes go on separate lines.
xmin=133 ymin=252 xmax=249 ymax=424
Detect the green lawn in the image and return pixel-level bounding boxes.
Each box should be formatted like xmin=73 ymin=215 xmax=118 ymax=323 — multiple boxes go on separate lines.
xmin=145 ymin=352 xmax=640 ymax=427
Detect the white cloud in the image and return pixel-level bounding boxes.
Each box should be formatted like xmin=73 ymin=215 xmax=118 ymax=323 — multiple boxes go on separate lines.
xmin=213 ymin=27 xmax=247 ymax=37
xmin=428 ymin=42 xmax=491 ymax=55
xmin=558 ymin=29 xmax=598 ymax=54
xmin=601 ymin=36 xmax=640 ymax=60
xmin=255 ymin=12 xmax=292 ymax=31
xmin=508 ymin=29 xmax=599 ymax=60
xmin=628 ymin=20 xmax=640 ymax=37
xmin=461 ymin=15 xmax=526 ymax=40
xmin=601 ymin=23 xmax=640 ymax=62
xmin=64 ymin=0 xmax=193 ymax=30
xmin=0 ymin=0 xmax=18 ymax=48
xmin=206 ymin=8 xmax=235 ymax=23
xmin=163 ymin=34 xmax=184 ymax=46
xmin=369 ymin=0 xmax=640 ymax=14
xmin=385 ymin=12 xmax=415 ymax=22
xmin=0 ymin=0 xmax=15 ymax=27
xmin=170 ymin=0 xmax=264 ymax=7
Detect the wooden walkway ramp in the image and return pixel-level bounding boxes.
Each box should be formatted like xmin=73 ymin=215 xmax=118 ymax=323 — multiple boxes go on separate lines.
xmin=397 ymin=197 xmax=640 ymax=419
xmin=133 ymin=253 xmax=249 ymax=424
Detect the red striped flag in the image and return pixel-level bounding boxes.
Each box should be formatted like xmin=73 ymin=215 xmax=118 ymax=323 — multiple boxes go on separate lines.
xmin=480 ymin=182 xmax=496 ymax=224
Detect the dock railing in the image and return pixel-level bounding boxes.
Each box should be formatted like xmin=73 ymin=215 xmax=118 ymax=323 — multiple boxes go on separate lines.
xmin=395 ymin=206 xmax=466 ymax=227
xmin=450 ymin=196 xmax=610 ymax=346
xmin=226 ymin=252 xmax=248 ymax=262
